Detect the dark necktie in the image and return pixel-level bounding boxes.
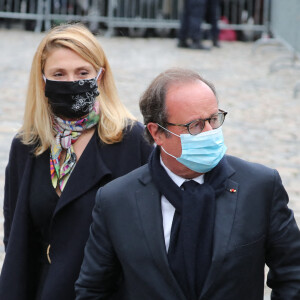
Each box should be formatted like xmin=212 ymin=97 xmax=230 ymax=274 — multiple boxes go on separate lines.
xmin=182 ymin=179 xmax=199 ymax=190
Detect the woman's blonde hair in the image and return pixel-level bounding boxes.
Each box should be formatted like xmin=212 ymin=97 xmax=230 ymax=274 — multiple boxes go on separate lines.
xmin=19 ymin=23 xmax=135 ymax=155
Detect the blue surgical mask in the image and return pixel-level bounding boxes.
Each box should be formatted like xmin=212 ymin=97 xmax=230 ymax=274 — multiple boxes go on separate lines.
xmin=158 ymin=125 xmax=227 ymax=173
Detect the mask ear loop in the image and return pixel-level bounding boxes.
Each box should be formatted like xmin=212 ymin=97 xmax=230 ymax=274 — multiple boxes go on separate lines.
xmin=94 ymin=68 xmax=105 ymax=113
xmin=96 ymin=67 xmax=105 ymax=81
xmin=161 ymin=146 xmax=179 ymax=159
xmin=42 ymin=74 xmax=47 ymax=83
xmin=156 ymin=123 xmax=180 ymax=159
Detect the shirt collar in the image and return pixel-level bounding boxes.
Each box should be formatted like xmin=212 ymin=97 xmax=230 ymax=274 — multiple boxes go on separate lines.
xmin=160 ymin=156 xmax=204 ymax=187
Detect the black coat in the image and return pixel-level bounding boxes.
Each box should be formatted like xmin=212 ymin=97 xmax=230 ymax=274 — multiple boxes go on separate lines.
xmin=0 ymin=123 xmax=153 ymax=300
xmin=75 ymin=156 xmax=300 ymax=299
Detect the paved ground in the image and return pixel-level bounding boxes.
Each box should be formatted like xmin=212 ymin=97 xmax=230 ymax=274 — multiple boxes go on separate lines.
xmin=0 ymin=28 xmax=300 ymax=298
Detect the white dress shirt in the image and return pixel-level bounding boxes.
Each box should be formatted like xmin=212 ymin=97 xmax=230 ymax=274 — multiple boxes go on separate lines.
xmin=160 ymin=157 xmax=204 ymax=251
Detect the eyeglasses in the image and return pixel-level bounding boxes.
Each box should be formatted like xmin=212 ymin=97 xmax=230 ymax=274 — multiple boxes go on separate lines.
xmin=166 ymin=109 xmax=227 ymax=135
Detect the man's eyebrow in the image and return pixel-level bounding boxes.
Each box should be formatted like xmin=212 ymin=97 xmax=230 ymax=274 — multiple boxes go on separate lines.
xmin=184 ymin=112 xmax=218 ymax=124
xmin=197 ymin=111 xmax=219 ymax=120
xmin=209 ymin=111 xmax=219 ymax=117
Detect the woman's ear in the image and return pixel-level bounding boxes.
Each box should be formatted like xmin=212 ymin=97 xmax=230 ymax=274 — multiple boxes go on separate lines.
xmin=147 ymin=123 xmax=164 ymax=146
xmin=97 ymin=68 xmax=105 ymax=85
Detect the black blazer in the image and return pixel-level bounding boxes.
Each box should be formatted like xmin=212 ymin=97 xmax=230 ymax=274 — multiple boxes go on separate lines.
xmin=75 ymin=155 xmax=300 ymax=300
xmin=0 ymin=123 xmax=153 ymax=300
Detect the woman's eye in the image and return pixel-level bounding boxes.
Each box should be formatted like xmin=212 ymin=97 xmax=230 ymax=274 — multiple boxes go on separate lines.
xmin=79 ymin=71 xmax=89 ymax=76
xmin=54 ymin=73 xmax=63 ymax=77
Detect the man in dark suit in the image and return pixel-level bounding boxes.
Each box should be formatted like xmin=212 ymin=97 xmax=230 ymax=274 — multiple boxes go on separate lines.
xmin=178 ymin=0 xmax=210 ymax=50
xmin=75 ymin=68 xmax=300 ymax=299
xmin=205 ymin=0 xmax=221 ymax=47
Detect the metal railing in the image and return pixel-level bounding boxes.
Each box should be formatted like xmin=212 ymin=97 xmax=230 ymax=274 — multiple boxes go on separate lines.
xmin=254 ymin=0 xmax=300 ymax=97
xmin=271 ymin=0 xmax=300 ymax=54
xmin=0 ymin=0 xmax=267 ymax=36
xmin=0 ymin=0 xmax=44 ymax=31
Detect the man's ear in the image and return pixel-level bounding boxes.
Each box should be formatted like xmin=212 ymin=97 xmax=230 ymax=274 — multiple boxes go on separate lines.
xmin=147 ymin=123 xmax=164 ymax=146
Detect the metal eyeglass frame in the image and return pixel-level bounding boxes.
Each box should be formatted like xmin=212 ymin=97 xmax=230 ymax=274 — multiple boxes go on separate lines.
xmin=165 ymin=109 xmax=228 ymax=135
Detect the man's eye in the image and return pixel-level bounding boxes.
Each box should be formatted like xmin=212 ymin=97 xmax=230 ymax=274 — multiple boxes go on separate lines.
xmin=190 ymin=120 xmax=203 ymax=129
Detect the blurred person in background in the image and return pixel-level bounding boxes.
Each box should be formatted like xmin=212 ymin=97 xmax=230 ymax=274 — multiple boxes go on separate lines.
xmin=177 ymin=0 xmax=210 ymax=50
xmin=205 ymin=0 xmax=221 ymax=47
xmin=0 ymin=23 xmax=153 ymax=300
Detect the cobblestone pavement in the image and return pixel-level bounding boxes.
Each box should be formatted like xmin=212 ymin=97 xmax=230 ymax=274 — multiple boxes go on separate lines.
xmin=0 ymin=29 xmax=300 ymax=298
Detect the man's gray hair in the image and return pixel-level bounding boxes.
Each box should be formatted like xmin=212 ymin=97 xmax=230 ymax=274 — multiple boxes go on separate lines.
xmin=139 ymin=68 xmax=218 ymax=144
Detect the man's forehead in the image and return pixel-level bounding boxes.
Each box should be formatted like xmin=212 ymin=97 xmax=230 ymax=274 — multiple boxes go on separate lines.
xmin=165 ymin=83 xmax=218 ymax=123
xmin=166 ymin=81 xmax=216 ymax=104
xmin=166 ymin=79 xmax=214 ymax=96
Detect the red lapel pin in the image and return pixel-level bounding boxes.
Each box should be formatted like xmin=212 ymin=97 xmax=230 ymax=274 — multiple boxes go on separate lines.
xmin=229 ymin=189 xmax=237 ymax=193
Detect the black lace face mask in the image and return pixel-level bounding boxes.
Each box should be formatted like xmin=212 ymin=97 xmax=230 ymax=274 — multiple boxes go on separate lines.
xmin=44 ymin=68 xmax=103 ymax=119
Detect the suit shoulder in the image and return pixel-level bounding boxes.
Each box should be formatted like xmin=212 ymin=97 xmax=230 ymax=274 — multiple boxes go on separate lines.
xmin=97 ymin=164 xmax=150 ymax=198
xmin=227 ymin=154 xmax=274 ymax=172
xmin=226 ymin=154 xmax=277 ymax=182
xmin=10 ymin=135 xmax=27 ymax=150
xmin=9 ymin=135 xmax=35 ymax=160
xmin=122 ymin=121 xmax=147 ymax=142
xmin=107 ymin=164 xmax=149 ymax=189
xmin=121 ymin=121 xmax=153 ymax=154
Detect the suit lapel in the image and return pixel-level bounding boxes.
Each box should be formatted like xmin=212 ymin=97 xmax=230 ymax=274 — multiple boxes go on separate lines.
xmin=136 ymin=170 xmax=187 ymax=300
xmin=53 ymin=133 xmax=112 ymax=216
xmin=199 ymin=172 xmax=238 ymax=298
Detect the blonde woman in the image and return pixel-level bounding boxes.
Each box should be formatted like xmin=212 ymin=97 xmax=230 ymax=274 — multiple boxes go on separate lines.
xmin=0 ymin=23 xmax=153 ymax=300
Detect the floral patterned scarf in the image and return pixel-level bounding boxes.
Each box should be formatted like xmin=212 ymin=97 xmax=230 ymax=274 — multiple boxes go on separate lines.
xmin=50 ymin=102 xmax=100 ymax=192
